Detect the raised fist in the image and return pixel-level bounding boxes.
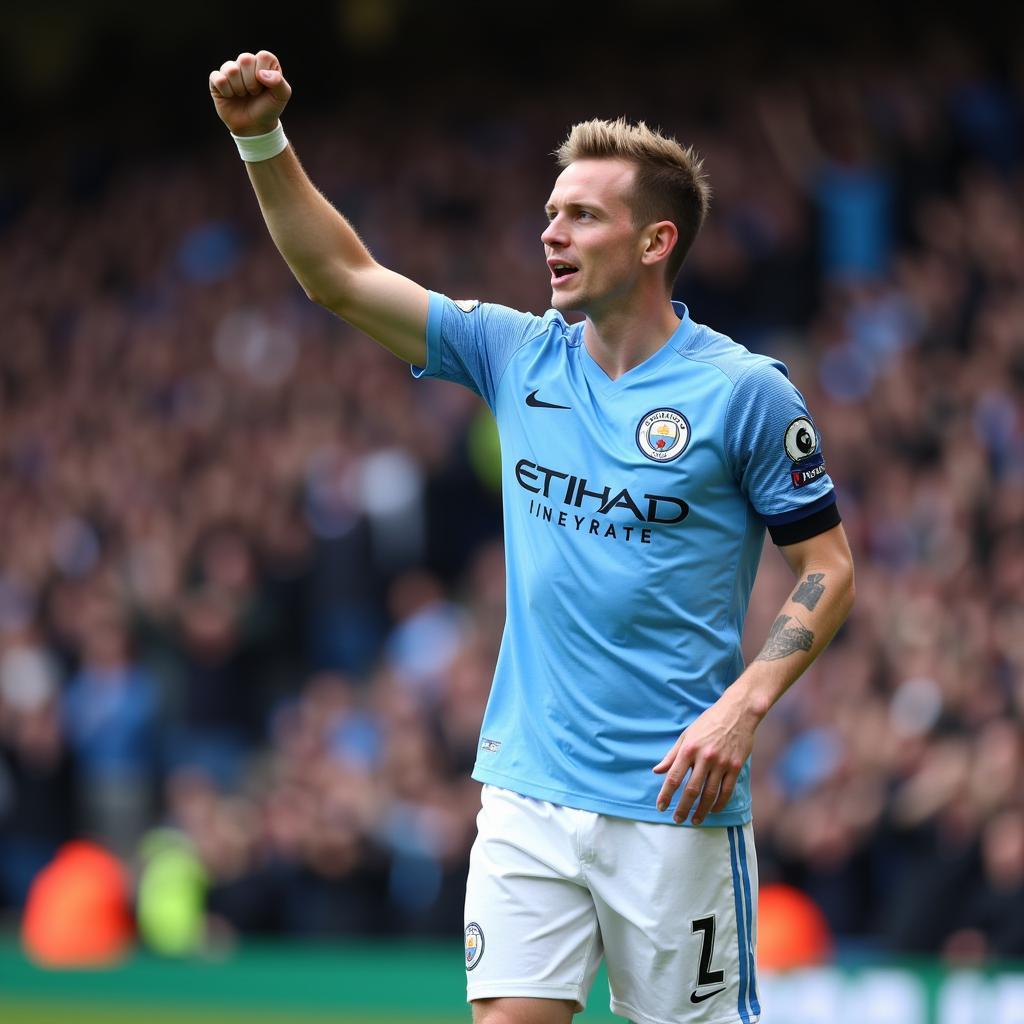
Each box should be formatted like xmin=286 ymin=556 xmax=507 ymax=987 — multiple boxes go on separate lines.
xmin=209 ymin=50 xmax=292 ymax=138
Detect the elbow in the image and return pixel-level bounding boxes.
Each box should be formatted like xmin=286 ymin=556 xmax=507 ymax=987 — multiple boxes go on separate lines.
xmin=289 ymin=272 xmax=323 ymax=306
xmin=304 ymin=286 xmax=345 ymax=317
xmin=295 ymin=262 xmax=355 ymax=310
xmin=300 ymin=274 xmax=333 ymax=307
xmin=302 ymin=266 xmax=361 ymax=315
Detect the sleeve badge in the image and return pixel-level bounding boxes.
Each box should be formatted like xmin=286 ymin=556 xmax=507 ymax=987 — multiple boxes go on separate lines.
xmin=784 ymin=417 xmax=818 ymax=462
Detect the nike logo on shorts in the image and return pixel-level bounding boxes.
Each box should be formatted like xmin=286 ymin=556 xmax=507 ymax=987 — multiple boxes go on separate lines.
xmin=525 ymin=389 xmax=571 ymax=410
xmin=690 ymin=987 xmax=726 ymax=1003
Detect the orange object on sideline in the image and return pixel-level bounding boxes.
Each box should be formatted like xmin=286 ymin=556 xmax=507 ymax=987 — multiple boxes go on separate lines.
xmin=757 ymin=882 xmax=833 ymax=970
xmin=21 ymin=840 xmax=134 ymax=967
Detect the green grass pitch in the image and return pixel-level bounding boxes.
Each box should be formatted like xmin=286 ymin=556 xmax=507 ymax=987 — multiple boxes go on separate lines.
xmin=0 ymin=1001 xmax=464 ymax=1024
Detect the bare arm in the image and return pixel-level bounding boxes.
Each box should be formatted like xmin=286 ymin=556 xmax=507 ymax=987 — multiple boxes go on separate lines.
xmin=209 ymin=50 xmax=427 ymax=366
xmin=735 ymin=522 xmax=856 ymax=714
xmin=653 ymin=522 xmax=855 ymax=824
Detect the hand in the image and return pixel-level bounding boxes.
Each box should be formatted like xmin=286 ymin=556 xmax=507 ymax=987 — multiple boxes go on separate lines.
xmin=652 ymin=687 xmax=758 ymax=825
xmin=209 ymin=50 xmax=292 ymax=137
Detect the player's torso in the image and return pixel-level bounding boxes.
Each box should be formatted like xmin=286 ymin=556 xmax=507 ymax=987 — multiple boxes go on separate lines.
xmin=479 ymin=319 xmax=759 ymax=820
xmin=492 ymin=322 xmax=754 ymax=620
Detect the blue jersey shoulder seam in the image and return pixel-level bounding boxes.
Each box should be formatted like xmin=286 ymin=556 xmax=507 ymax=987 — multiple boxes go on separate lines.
xmin=721 ymin=360 xmax=776 ymax=481
xmin=673 ymin=346 xmax=741 ymax=386
xmin=673 ymin=347 xmax=747 ymax=479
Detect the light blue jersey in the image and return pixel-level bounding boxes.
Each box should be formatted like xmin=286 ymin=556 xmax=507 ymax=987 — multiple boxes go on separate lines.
xmin=412 ymin=293 xmax=838 ymax=825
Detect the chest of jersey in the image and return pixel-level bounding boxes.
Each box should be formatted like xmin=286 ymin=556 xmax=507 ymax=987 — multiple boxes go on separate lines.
xmin=495 ymin=333 xmax=741 ymax=541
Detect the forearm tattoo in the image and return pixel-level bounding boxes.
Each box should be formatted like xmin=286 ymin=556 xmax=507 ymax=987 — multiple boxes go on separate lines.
xmin=792 ymin=572 xmax=826 ymax=611
xmin=755 ymin=614 xmax=814 ymax=662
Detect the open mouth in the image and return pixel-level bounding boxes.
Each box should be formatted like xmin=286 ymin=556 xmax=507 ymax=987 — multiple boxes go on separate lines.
xmin=551 ymin=263 xmax=579 ymax=280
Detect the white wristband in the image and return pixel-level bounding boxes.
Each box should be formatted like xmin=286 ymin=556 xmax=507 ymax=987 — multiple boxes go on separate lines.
xmin=230 ymin=122 xmax=288 ymax=162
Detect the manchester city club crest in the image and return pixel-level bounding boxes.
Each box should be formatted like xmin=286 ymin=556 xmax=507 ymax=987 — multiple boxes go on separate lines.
xmin=636 ymin=408 xmax=691 ymax=463
xmin=465 ymin=922 xmax=485 ymax=970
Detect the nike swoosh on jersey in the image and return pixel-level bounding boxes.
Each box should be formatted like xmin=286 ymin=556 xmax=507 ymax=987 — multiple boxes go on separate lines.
xmin=690 ymin=987 xmax=726 ymax=1004
xmin=525 ymin=390 xmax=572 ymax=410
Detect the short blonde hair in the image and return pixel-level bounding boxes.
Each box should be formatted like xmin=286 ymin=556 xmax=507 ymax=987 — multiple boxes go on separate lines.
xmin=555 ymin=118 xmax=711 ymax=285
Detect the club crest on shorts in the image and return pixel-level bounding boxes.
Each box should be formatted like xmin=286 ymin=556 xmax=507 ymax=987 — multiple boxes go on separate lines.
xmin=454 ymin=299 xmax=480 ymax=313
xmin=636 ymin=408 xmax=691 ymax=463
xmin=784 ymin=417 xmax=818 ymax=461
xmin=465 ymin=922 xmax=485 ymax=970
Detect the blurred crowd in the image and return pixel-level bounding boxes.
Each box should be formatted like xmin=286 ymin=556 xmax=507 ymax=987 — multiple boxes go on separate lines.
xmin=1 ymin=34 xmax=1023 ymax=961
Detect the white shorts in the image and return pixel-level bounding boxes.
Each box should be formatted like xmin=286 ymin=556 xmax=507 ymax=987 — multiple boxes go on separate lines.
xmin=465 ymin=785 xmax=760 ymax=1024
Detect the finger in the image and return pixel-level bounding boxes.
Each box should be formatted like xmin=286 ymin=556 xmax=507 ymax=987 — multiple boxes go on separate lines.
xmin=209 ymin=71 xmax=231 ymax=99
xmin=238 ymin=52 xmax=262 ymax=95
xmin=255 ymin=67 xmax=291 ymax=103
xmin=656 ymin=753 xmax=693 ymax=812
xmin=255 ymin=49 xmax=281 ymax=72
xmin=710 ymin=770 xmax=738 ymax=814
xmin=652 ymin=735 xmax=683 ymax=774
xmin=220 ymin=59 xmax=246 ymax=97
xmin=672 ymin=760 xmax=708 ymax=824
xmin=691 ymin=768 xmax=724 ymax=826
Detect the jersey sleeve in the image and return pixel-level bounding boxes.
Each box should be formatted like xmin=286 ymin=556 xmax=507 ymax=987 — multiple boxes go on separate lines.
xmin=725 ymin=359 xmax=840 ymax=546
xmin=410 ymin=291 xmax=548 ymax=410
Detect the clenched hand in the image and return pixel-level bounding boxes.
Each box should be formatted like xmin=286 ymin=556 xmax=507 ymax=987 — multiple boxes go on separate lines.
xmin=209 ymin=50 xmax=292 ymax=137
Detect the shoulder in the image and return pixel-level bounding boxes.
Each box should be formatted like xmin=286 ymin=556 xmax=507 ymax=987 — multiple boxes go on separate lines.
xmin=536 ymin=306 xmax=575 ymax=342
xmin=539 ymin=306 xmax=574 ymax=339
xmin=436 ymin=293 xmax=571 ymax=345
xmin=504 ymin=305 xmax=579 ymax=355
xmin=677 ymin=318 xmax=791 ymax=389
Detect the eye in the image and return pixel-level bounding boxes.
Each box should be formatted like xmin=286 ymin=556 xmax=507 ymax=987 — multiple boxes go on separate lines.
xmin=576 ymin=210 xmax=593 ymax=221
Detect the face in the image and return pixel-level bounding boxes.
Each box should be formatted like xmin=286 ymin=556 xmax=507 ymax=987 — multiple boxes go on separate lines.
xmin=541 ymin=158 xmax=647 ymax=315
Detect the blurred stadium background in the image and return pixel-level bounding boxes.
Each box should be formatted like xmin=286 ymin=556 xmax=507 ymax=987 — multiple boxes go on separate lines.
xmin=1 ymin=1 xmax=1023 ymax=1021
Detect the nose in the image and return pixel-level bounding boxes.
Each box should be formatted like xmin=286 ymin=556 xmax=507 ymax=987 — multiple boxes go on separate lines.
xmin=541 ymin=215 xmax=566 ymax=249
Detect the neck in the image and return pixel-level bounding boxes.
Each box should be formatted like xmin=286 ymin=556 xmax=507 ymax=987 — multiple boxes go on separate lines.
xmin=581 ymin=291 xmax=683 ymax=381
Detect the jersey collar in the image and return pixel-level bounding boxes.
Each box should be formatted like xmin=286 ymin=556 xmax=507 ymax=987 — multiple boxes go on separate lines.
xmin=575 ymin=300 xmax=696 ymax=393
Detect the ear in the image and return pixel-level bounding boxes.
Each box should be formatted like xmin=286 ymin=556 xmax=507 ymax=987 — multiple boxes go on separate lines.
xmin=640 ymin=220 xmax=679 ymax=269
